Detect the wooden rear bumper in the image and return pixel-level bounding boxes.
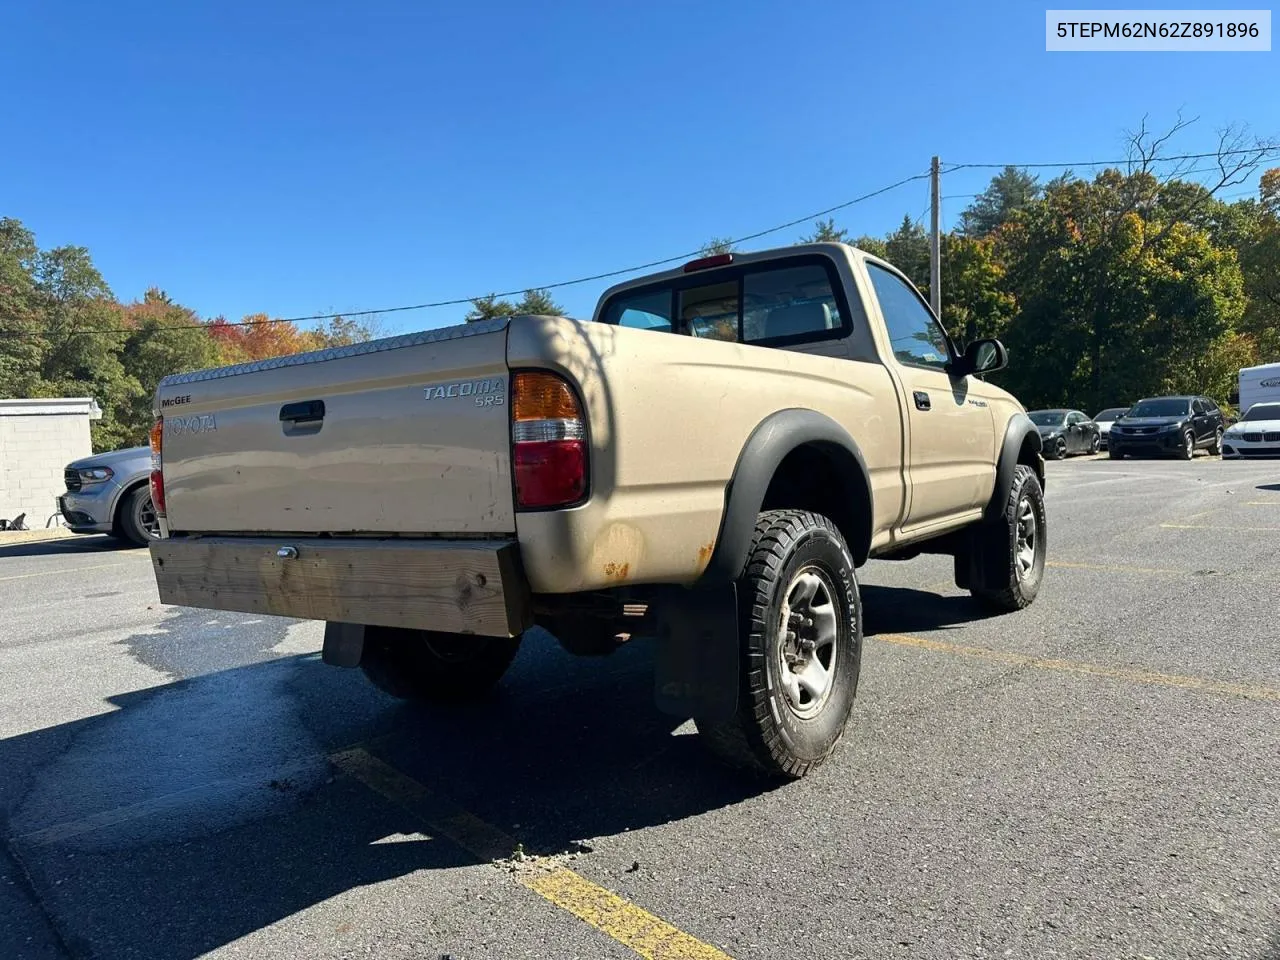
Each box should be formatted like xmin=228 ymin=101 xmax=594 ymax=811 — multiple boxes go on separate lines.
xmin=149 ymin=536 xmax=532 ymax=638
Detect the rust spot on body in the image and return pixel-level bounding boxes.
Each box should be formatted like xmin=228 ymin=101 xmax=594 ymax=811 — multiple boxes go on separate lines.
xmin=697 ymin=542 xmax=714 ymax=568
xmin=603 ymin=562 xmax=630 ymax=581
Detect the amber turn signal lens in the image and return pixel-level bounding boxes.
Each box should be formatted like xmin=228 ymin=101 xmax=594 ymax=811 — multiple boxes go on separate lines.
xmin=513 ymin=372 xmax=581 ymax=422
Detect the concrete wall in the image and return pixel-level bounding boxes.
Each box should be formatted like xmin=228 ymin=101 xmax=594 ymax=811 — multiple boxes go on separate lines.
xmin=0 ymin=399 xmax=100 ymax=528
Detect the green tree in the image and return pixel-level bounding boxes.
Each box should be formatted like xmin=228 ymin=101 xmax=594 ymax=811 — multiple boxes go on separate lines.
xmin=883 ymin=216 xmax=930 ymax=290
xmin=116 ymin=289 xmax=221 ymax=444
xmin=801 ymin=218 xmax=849 ymax=243
xmin=0 ymin=218 xmax=45 ymax=396
xmin=938 ymin=234 xmax=1015 ymax=349
xmin=959 ymin=166 xmax=1042 ymax=237
xmin=851 ymin=234 xmax=888 ymax=259
xmin=994 ymin=169 xmax=1247 ymax=411
xmin=466 ymin=288 xmax=566 ymax=322
xmin=699 ymin=237 xmax=736 ymax=256
xmin=1232 ymin=168 xmax=1280 ymax=360
xmin=28 ymin=243 xmax=139 ymax=450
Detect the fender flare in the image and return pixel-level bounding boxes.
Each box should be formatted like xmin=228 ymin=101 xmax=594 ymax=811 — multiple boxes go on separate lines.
xmin=984 ymin=412 xmax=1044 ymax=522
xmin=699 ymin=408 xmax=873 ymax=585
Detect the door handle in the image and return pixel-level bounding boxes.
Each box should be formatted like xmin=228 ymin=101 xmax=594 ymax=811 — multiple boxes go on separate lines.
xmin=279 ymin=400 xmax=325 ymax=423
xmin=913 ymin=391 xmax=931 ymax=411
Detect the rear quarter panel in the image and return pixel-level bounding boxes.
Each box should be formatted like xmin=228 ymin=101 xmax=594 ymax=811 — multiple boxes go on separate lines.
xmin=507 ymin=316 xmax=905 ymax=593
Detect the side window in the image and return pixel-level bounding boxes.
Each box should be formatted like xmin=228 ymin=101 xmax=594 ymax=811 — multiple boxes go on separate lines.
xmin=1191 ymin=398 xmax=1207 ymax=415
xmin=742 ymin=265 xmax=844 ymax=343
xmin=602 ymin=289 xmax=672 ymax=332
xmin=1066 ymin=411 xmax=1084 ymax=425
xmin=865 ymin=263 xmax=952 ymax=370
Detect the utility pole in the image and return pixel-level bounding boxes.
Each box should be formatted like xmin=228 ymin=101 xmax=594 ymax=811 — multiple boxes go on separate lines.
xmin=929 ymin=155 xmax=941 ymax=318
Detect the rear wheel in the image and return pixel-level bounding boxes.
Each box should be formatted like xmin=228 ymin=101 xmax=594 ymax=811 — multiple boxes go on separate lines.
xmin=695 ymin=510 xmax=862 ymax=779
xmin=964 ymin=464 xmax=1046 ymax=612
xmin=117 ymin=485 xmax=160 ymax=546
xmin=1052 ymin=437 xmax=1067 ymax=460
xmin=359 ymin=627 xmax=521 ymax=702
xmin=1178 ymin=430 xmax=1195 ymax=460
xmin=1209 ymin=428 xmax=1223 ymax=456
xmin=1089 ymin=433 xmax=1100 ymax=454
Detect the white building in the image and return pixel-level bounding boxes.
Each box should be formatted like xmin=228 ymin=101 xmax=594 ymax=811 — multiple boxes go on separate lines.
xmin=0 ymin=398 xmax=102 ymax=529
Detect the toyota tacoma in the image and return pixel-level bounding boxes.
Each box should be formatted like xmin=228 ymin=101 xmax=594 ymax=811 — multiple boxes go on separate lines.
xmin=147 ymin=243 xmax=1047 ymax=778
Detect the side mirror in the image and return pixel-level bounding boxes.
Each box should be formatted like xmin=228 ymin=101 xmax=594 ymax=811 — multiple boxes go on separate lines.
xmin=951 ymin=338 xmax=1007 ymax=377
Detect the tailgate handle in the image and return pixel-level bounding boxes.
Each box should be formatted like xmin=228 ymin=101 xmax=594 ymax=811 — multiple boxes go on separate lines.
xmin=280 ymin=400 xmax=325 ymax=423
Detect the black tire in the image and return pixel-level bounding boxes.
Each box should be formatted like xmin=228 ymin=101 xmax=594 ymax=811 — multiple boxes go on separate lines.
xmin=1178 ymin=430 xmax=1195 ymax=460
xmin=117 ymin=485 xmax=160 ymax=546
xmin=967 ymin=464 xmax=1047 ymax=612
xmin=1209 ymin=428 xmax=1223 ymax=456
xmin=695 ymin=510 xmax=862 ymax=779
xmin=1089 ymin=433 xmax=1100 ymax=454
xmin=1108 ymin=445 xmax=1124 ymax=460
xmin=359 ymin=627 xmax=521 ymax=702
xmin=1051 ymin=437 xmax=1067 ymax=460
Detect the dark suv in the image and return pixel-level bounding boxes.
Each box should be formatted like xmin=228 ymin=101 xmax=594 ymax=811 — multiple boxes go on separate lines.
xmin=1108 ymin=396 xmax=1225 ymax=460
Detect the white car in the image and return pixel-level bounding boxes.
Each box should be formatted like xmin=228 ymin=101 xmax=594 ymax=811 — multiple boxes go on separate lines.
xmin=1222 ymin=402 xmax=1280 ymax=460
xmin=1093 ymin=407 xmax=1129 ymax=449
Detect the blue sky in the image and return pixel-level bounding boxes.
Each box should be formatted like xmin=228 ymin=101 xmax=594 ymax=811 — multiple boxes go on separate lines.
xmin=2 ymin=0 xmax=1276 ymax=334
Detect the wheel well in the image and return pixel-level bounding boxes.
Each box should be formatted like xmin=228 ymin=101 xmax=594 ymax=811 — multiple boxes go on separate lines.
xmin=1017 ymin=435 xmax=1045 ymax=492
xmin=759 ymin=443 xmax=872 ymax=564
xmin=112 ymin=479 xmax=148 ymax=532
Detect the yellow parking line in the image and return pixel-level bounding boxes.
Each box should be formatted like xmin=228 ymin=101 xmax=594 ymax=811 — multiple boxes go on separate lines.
xmin=1161 ymin=523 xmax=1280 ymax=531
xmin=0 ymin=559 xmax=146 ymax=582
xmin=873 ymin=633 xmax=1280 ymax=703
xmin=1047 ymin=560 xmax=1183 ymax=575
xmin=330 ymin=748 xmax=733 ymax=960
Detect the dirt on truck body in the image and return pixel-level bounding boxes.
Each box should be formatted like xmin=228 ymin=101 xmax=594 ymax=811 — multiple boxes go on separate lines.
xmin=149 ymin=242 xmax=1046 ymax=778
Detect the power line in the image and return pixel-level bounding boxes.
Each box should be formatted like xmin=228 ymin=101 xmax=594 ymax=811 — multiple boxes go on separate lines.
xmin=24 ymin=170 xmax=932 ymax=338
xmin=943 ymin=145 xmax=1279 ymax=174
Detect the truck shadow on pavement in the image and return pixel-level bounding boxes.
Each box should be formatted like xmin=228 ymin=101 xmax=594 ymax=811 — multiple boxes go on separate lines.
xmin=3 ymin=584 xmax=980 ymax=960
xmin=860 ymin=583 xmax=991 ymax=634
xmin=0 ymin=536 xmax=140 ymax=560
xmin=0 ymin=621 xmax=756 ymax=959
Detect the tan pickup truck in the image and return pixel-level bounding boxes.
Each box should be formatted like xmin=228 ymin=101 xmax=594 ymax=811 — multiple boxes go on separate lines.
xmin=148 ymin=243 xmax=1046 ymax=778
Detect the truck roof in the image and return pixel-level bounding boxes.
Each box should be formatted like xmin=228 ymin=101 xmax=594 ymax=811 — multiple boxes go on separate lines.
xmin=591 ymin=241 xmax=884 ymax=322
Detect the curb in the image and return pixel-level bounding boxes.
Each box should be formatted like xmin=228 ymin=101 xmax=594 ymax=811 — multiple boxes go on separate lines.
xmin=0 ymin=527 xmax=79 ymax=544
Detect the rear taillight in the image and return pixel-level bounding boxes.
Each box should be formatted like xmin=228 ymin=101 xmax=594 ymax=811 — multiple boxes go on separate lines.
xmin=149 ymin=416 xmax=166 ymax=518
xmin=512 ymin=372 xmax=586 ymax=509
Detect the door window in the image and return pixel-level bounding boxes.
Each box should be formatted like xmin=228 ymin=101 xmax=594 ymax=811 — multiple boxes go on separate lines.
xmin=865 ymin=264 xmax=952 ymax=370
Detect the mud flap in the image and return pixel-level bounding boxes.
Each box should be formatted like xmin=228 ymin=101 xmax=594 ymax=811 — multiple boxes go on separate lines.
xmin=652 ymin=583 xmax=739 ymax=722
xmin=322 ymin=622 xmax=365 ymax=668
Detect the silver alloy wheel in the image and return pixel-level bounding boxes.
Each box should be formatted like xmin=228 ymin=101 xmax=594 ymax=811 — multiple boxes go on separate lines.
xmin=136 ymin=494 xmax=161 ymax=539
xmin=1015 ymin=496 xmax=1037 ymax=581
xmin=777 ymin=566 xmax=840 ymax=720
xmin=1184 ymin=431 xmax=1195 ymax=458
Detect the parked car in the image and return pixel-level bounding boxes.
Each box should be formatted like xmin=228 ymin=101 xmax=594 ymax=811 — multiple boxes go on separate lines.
xmin=59 ymin=445 xmax=159 ymax=545
xmin=1222 ymin=401 xmax=1280 ymax=460
xmin=1092 ymin=407 xmax=1129 ymax=449
xmin=1028 ymin=409 xmax=1100 ymax=459
xmin=1108 ymin=396 xmax=1224 ymax=460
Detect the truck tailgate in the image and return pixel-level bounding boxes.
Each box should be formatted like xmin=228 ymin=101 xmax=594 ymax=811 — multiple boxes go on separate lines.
xmin=156 ymin=321 xmax=515 ymax=535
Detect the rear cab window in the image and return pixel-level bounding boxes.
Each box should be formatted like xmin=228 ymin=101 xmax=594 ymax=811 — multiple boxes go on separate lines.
xmin=599 ymin=256 xmax=854 ymax=349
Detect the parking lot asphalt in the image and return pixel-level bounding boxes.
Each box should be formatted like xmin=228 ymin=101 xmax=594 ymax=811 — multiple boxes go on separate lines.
xmin=2 ymin=454 xmax=1278 ymax=960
